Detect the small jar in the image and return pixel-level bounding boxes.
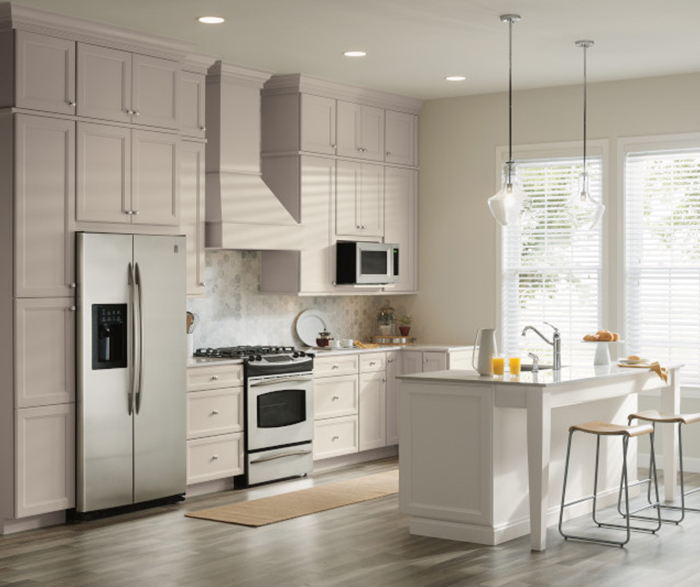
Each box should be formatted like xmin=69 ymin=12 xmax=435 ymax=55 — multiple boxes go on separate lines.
xmin=316 ymin=330 xmax=333 ymax=348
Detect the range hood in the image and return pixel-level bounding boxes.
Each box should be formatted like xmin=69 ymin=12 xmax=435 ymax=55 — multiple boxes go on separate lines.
xmin=205 ymin=61 xmax=302 ymax=250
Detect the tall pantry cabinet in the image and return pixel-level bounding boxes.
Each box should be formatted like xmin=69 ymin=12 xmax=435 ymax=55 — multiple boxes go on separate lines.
xmin=0 ymin=4 xmax=207 ymax=534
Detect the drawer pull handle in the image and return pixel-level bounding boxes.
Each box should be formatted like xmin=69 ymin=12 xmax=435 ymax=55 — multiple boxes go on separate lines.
xmin=332 ymin=395 xmax=340 ymax=401
xmin=211 ymin=454 xmax=219 ymax=460
xmin=332 ymin=435 xmax=340 ymax=441
xmin=211 ymin=409 xmax=220 ymax=415
xmin=369 ymin=361 xmax=376 ymax=366
xmin=332 ymin=364 xmax=340 ymax=370
xmin=211 ymin=375 xmax=219 ymax=380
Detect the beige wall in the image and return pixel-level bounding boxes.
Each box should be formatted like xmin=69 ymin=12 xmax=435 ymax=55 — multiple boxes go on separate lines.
xmin=411 ymin=71 xmax=700 ymax=345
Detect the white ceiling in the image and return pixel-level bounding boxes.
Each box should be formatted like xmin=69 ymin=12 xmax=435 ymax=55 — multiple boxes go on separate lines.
xmin=9 ymin=0 xmax=700 ymax=99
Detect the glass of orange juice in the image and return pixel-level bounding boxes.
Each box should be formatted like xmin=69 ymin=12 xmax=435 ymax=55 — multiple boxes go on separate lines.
xmin=509 ymin=356 xmax=521 ymax=376
xmin=492 ymin=356 xmax=505 ymax=376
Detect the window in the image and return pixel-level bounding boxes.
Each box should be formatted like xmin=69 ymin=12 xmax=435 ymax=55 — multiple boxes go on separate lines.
xmin=625 ymin=149 xmax=700 ymax=387
xmin=501 ymin=156 xmax=603 ymax=365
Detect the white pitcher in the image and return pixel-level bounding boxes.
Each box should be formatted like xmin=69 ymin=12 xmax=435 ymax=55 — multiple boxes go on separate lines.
xmin=472 ymin=328 xmax=498 ymax=375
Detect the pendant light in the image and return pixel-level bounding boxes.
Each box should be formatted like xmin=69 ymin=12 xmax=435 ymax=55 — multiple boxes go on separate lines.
xmin=488 ymin=14 xmax=525 ymax=227
xmin=572 ymin=40 xmax=605 ymax=228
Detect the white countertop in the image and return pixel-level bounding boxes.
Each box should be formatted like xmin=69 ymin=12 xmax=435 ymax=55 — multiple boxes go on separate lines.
xmin=304 ymin=344 xmax=473 ymax=356
xmin=187 ymin=357 xmax=244 ymax=367
xmin=398 ymin=363 xmax=679 ymax=388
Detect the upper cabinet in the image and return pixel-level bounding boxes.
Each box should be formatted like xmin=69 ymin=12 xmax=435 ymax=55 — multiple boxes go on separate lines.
xmin=336 ymin=101 xmax=384 ymax=162
xmin=301 ymin=94 xmax=336 ymax=155
xmin=179 ymin=70 xmax=206 ymax=139
xmin=14 ymin=31 xmax=76 ymax=115
xmin=77 ymin=44 xmax=179 ymax=129
xmin=385 ymin=110 xmax=417 ymax=167
xmin=336 ymin=161 xmax=384 ymax=238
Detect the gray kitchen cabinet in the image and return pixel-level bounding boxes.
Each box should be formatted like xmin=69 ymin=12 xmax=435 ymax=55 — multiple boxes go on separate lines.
xmin=15 ymin=403 xmax=75 ymax=518
xmin=180 ymin=140 xmax=206 ymax=296
xmin=336 ymin=160 xmax=384 ymax=238
xmin=14 ymin=298 xmax=75 ymax=409
xmin=77 ymin=122 xmax=179 ymax=227
xmin=261 ymin=155 xmax=336 ymax=294
xmin=13 ymin=31 xmax=76 ymax=115
xmin=14 ymin=114 xmax=75 ymax=298
xmin=179 ymin=70 xmax=206 ymax=139
xmin=385 ymin=110 xmax=417 ymax=167
xmin=336 ymin=101 xmax=384 ymax=162
xmin=77 ymin=44 xmax=179 ymax=129
xmin=384 ymin=166 xmax=417 ymax=293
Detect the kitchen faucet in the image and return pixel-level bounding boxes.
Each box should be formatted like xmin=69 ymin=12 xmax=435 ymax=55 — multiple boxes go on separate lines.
xmin=522 ymin=322 xmax=561 ymax=370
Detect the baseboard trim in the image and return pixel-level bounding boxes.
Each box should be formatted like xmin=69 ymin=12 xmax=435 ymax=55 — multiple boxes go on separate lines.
xmin=1 ymin=511 xmax=66 ymax=535
xmin=313 ymin=445 xmax=398 ymax=473
xmin=639 ymin=453 xmax=700 ymax=474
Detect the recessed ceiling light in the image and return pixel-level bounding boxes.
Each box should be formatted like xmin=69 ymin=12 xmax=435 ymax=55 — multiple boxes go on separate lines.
xmin=198 ymin=16 xmax=225 ymax=24
xmin=343 ymin=51 xmax=367 ymax=57
xmin=445 ymin=76 xmax=466 ymax=82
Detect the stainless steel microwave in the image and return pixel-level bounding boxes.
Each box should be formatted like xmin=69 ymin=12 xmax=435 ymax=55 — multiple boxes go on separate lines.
xmin=335 ymin=241 xmax=400 ymax=285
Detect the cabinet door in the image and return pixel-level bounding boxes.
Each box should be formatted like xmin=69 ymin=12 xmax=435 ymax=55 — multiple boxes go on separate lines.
xmin=385 ymin=110 xmax=416 ymax=167
xmin=180 ymin=71 xmax=206 ymax=138
xmin=300 ymin=94 xmax=336 ymax=155
xmin=336 ymin=100 xmax=361 ymax=159
xmin=76 ymin=122 xmax=131 ymax=224
xmin=15 ymin=298 xmax=75 ymax=408
xmin=359 ymin=163 xmax=384 ymax=237
xmin=359 ymin=372 xmax=387 ymax=451
xmin=359 ymin=105 xmax=385 ymax=162
xmin=77 ymin=44 xmax=131 ymax=123
xmin=384 ymin=167 xmax=417 ymax=292
xmin=423 ymin=351 xmax=448 ymax=373
xmin=314 ymin=374 xmax=358 ymax=419
xmin=335 ymin=159 xmax=362 ymax=236
xmin=131 ymin=130 xmax=179 ymax=225
xmin=15 ymin=115 xmax=75 ymax=297
xmin=15 ymin=403 xmax=75 ymax=518
xmin=300 ymin=156 xmax=334 ymax=292
xmin=132 ymin=54 xmax=179 ymax=129
xmin=401 ymin=350 xmax=423 ymax=376
xmin=15 ymin=31 xmax=76 ymax=115
xmin=180 ymin=141 xmax=206 ymax=295
xmin=385 ymin=351 xmax=400 ymax=446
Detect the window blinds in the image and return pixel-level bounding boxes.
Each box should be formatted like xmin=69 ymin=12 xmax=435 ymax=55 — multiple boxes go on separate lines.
xmin=501 ymin=157 xmax=603 ymax=365
xmin=625 ymin=150 xmax=700 ymax=387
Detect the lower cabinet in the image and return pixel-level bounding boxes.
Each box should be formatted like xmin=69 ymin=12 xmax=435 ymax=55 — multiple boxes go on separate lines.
xmin=15 ymin=403 xmax=75 ymax=518
xmin=314 ymin=416 xmax=359 ymax=460
xmin=385 ymin=351 xmax=400 ymax=446
xmin=358 ymin=352 xmax=387 ymax=452
xmin=186 ymin=363 xmax=244 ymax=485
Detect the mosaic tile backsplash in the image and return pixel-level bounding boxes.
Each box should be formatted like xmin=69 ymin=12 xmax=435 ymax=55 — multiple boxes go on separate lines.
xmin=186 ymin=250 xmax=410 ymax=349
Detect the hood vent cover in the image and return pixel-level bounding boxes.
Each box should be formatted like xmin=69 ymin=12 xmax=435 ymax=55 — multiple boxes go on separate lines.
xmin=205 ymin=62 xmax=302 ymax=250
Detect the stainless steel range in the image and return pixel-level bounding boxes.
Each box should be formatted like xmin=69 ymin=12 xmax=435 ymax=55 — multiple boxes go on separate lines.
xmin=194 ymin=346 xmax=314 ymax=486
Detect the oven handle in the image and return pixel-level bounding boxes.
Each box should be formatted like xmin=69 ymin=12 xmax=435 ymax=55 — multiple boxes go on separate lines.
xmin=250 ymin=450 xmax=313 ymax=464
xmin=249 ymin=377 xmax=313 ymax=387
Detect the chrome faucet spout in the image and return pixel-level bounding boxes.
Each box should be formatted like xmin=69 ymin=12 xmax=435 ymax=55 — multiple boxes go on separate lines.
xmin=521 ymin=325 xmax=552 ymax=346
xmin=522 ymin=323 xmax=562 ymax=370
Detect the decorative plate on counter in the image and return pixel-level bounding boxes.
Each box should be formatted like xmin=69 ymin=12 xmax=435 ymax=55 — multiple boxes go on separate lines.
xmin=295 ymin=309 xmax=332 ymax=347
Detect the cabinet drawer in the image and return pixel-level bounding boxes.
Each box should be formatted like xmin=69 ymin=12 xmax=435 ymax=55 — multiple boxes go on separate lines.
xmin=313 ymin=416 xmax=358 ymax=460
xmin=359 ymin=352 xmax=386 ymax=373
xmin=314 ymin=354 xmax=358 ymax=378
xmin=314 ymin=375 xmax=358 ymax=420
xmin=187 ymin=364 xmax=243 ymax=391
xmin=187 ymin=388 xmax=242 ymax=439
xmin=187 ymin=432 xmax=243 ymax=484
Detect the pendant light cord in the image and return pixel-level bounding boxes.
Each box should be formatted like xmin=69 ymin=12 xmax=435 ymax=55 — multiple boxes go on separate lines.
xmin=582 ymin=43 xmax=587 ymax=170
xmin=507 ymin=17 xmax=514 ymax=182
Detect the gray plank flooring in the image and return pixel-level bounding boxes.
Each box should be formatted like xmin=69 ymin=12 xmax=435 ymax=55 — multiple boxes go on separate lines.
xmin=1 ymin=458 xmax=699 ymax=587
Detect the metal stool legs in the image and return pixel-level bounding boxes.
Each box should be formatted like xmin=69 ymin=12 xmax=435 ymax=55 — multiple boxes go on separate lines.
xmin=559 ymin=425 xmax=661 ymax=547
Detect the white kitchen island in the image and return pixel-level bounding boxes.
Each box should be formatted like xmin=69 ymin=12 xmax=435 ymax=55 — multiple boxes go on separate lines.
xmin=398 ymin=365 xmax=681 ymax=552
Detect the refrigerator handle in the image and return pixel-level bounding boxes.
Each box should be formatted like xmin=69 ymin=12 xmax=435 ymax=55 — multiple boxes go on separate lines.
xmin=134 ymin=262 xmax=144 ymax=414
xmin=128 ymin=263 xmax=137 ymax=416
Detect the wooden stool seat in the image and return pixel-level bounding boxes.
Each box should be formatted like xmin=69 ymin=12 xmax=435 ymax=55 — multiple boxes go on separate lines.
xmin=569 ymin=420 xmax=653 ymax=437
xmin=629 ymin=410 xmax=700 ymax=426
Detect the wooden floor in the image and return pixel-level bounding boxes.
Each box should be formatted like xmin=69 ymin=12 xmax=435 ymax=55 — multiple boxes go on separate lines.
xmin=2 ymin=458 xmax=700 ymax=586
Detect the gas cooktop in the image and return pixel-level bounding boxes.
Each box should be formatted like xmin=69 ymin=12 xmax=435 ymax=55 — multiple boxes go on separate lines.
xmin=194 ymin=345 xmax=307 ymax=360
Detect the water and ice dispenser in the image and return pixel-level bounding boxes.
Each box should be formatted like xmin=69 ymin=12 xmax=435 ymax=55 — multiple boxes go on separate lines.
xmin=92 ymin=304 xmax=127 ymax=370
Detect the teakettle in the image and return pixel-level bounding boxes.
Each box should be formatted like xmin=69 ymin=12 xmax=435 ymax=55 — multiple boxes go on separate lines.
xmin=472 ymin=328 xmax=498 ymax=375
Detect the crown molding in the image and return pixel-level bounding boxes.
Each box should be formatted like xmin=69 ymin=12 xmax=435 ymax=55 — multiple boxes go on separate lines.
xmin=207 ymin=61 xmax=273 ymax=89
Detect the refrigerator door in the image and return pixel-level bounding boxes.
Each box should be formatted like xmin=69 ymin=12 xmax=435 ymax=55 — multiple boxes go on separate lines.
xmin=76 ymin=233 xmax=134 ymax=512
xmin=132 ymin=235 xmax=186 ymax=503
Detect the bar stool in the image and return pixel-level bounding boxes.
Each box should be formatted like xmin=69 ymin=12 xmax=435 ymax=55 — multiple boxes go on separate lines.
xmin=559 ymin=420 xmax=662 ymax=547
xmin=627 ymin=410 xmax=700 ymax=524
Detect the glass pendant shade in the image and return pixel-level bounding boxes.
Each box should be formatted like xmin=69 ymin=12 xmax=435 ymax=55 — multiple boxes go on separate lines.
xmin=572 ymin=169 xmax=605 ymax=229
xmin=488 ymin=161 xmax=525 ymax=226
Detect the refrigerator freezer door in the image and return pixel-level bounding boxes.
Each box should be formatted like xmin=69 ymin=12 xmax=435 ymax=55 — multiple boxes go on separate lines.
xmin=132 ymin=235 xmax=186 ymax=503
xmin=76 ymin=233 xmax=134 ymax=512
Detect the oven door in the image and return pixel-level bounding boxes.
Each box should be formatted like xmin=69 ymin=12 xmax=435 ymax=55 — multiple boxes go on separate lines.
xmin=247 ymin=375 xmax=314 ymax=451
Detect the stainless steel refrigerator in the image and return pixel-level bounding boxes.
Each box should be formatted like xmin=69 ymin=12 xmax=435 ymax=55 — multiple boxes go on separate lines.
xmin=76 ymin=232 xmax=186 ymax=514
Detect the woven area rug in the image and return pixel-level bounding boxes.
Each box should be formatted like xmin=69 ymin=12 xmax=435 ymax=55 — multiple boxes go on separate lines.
xmin=185 ymin=469 xmax=398 ymax=527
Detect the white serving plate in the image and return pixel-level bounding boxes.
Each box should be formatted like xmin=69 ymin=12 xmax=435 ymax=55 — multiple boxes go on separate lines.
xmin=295 ymin=309 xmax=332 ymax=347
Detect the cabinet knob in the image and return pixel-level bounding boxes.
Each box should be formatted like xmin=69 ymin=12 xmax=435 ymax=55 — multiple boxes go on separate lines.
xmin=332 ymin=395 xmax=340 ymax=401
xmin=211 ymin=409 xmax=220 ymax=415
xmin=69 ymin=306 xmax=77 ymax=312
xmin=388 ymin=358 xmax=394 ymax=363
xmin=124 ymin=210 xmax=133 ymax=215
xmin=198 ymin=282 xmax=206 ymax=287
xmin=132 ymin=210 xmax=139 ymax=216
xmin=70 ymin=283 xmax=76 ymax=289
xmin=69 ymin=100 xmax=76 ymax=107
xmin=369 ymin=361 xmax=376 ymax=366
xmin=332 ymin=365 xmax=339 ymax=370
xmin=386 ymin=151 xmax=391 ymax=157
xmin=330 ymin=143 xmax=336 ymax=149
xmin=382 ymin=378 xmax=387 ymax=382
xmin=211 ymin=454 xmax=219 ymax=460
xmin=357 ymin=147 xmax=363 ymax=153
xmin=133 ymin=110 xmax=140 ymax=116
xmin=361 ymin=225 xmax=366 ymax=230
xmin=125 ymin=109 xmax=133 ymax=115
xmin=332 ymin=435 xmax=339 ymax=441
xmin=424 ymin=358 xmax=428 ymax=362
xmin=200 ymin=125 xmax=206 ymax=131
xmin=211 ymin=375 xmax=219 ymax=380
